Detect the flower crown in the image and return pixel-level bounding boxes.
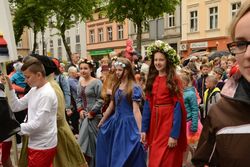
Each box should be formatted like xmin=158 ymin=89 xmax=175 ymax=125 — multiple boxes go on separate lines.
xmin=111 ymin=56 xmax=118 ymax=61
xmin=114 ymin=61 xmax=126 ymax=68
xmin=146 ymin=40 xmax=180 ymax=66
xmin=79 ymin=59 xmax=95 ymax=67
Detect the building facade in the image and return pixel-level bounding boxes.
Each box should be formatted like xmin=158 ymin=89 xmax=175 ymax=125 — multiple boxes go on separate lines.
xmin=180 ymin=0 xmax=246 ymax=58
xmin=128 ymin=5 xmax=181 ymax=57
xmin=86 ymin=11 xmax=129 ymax=60
xmin=30 ymin=20 xmax=87 ymax=61
xmin=16 ymin=28 xmax=30 ymax=57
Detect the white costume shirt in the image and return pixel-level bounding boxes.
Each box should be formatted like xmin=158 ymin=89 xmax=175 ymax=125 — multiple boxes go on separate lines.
xmin=8 ymin=82 xmax=58 ymax=150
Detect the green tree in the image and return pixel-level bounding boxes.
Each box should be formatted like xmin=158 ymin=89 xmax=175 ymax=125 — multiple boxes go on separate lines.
xmin=45 ymin=0 xmax=97 ymax=62
xmin=11 ymin=0 xmax=50 ymax=54
xmin=104 ymin=0 xmax=179 ymax=53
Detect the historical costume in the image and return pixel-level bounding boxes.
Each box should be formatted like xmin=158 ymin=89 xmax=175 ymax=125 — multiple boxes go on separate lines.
xmin=142 ymin=75 xmax=187 ymax=167
xmin=96 ymin=85 xmax=146 ymax=167
xmin=77 ymin=79 xmax=103 ymax=167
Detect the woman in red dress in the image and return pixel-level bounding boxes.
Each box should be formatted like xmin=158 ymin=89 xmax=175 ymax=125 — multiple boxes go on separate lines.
xmin=141 ymin=40 xmax=187 ymax=167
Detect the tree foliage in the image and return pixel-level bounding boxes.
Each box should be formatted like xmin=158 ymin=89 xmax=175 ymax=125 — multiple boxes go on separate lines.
xmin=104 ymin=0 xmax=180 ymax=53
xmin=42 ymin=0 xmax=98 ymax=62
xmin=11 ymin=0 xmax=50 ymax=53
xmin=11 ymin=0 xmax=98 ymax=62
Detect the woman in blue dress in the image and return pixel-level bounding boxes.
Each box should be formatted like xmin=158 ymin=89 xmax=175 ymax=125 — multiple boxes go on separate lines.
xmin=96 ymin=57 xmax=146 ymax=167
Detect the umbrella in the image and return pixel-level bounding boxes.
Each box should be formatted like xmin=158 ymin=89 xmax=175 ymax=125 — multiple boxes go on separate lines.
xmin=208 ymin=51 xmax=230 ymax=61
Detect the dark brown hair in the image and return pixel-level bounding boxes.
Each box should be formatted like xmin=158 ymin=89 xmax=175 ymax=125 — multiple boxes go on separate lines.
xmin=145 ymin=51 xmax=181 ymax=97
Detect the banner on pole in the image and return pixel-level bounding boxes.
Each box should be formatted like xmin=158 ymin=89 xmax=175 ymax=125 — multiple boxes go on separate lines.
xmin=0 ymin=0 xmax=18 ymax=63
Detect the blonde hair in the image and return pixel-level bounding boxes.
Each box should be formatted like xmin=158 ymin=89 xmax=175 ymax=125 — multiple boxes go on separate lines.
xmin=230 ymin=1 xmax=250 ymax=40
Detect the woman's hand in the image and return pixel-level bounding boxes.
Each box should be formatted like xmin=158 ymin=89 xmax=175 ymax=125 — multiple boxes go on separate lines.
xmin=79 ymin=110 xmax=85 ymax=119
xmin=168 ymin=137 xmax=178 ymax=148
xmin=140 ymin=132 xmax=147 ymax=144
xmin=98 ymin=119 xmax=104 ymax=128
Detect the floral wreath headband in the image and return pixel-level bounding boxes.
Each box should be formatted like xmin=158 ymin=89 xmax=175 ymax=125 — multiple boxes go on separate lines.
xmin=114 ymin=61 xmax=126 ymax=68
xmin=79 ymin=59 xmax=95 ymax=67
xmin=146 ymin=40 xmax=180 ymax=67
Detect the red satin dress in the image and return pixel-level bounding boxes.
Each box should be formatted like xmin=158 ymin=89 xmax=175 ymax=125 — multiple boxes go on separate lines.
xmin=147 ymin=75 xmax=187 ymax=167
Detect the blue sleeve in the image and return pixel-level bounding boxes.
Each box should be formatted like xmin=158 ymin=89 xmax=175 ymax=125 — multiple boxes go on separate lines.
xmin=190 ymin=92 xmax=199 ymax=132
xmin=132 ymin=85 xmax=142 ymax=102
xmin=170 ymin=101 xmax=182 ymax=139
xmin=10 ymin=73 xmax=17 ymax=83
xmin=141 ymin=100 xmax=151 ymax=133
xmin=59 ymin=75 xmax=71 ymax=109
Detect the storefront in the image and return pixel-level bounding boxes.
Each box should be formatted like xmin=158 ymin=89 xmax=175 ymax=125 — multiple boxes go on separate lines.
xmin=180 ymin=36 xmax=231 ymax=58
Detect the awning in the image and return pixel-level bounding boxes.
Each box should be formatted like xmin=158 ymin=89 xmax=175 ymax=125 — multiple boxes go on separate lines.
xmin=89 ymin=49 xmax=113 ymax=56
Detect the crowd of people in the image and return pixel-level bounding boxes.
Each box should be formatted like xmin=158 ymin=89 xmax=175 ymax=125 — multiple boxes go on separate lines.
xmin=1 ymin=1 xmax=250 ymax=166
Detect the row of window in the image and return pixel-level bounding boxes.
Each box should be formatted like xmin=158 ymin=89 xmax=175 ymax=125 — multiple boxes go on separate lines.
xmin=167 ymin=2 xmax=241 ymax=32
xmin=89 ymin=25 xmax=124 ymax=44
xmin=190 ymin=2 xmax=241 ymax=32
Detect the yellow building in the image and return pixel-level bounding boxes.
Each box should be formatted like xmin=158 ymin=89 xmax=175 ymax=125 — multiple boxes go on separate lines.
xmin=181 ymin=0 xmax=246 ymax=58
xmin=86 ymin=11 xmax=129 ymax=59
xmin=17 ymin=28 xmax=30 ymax=57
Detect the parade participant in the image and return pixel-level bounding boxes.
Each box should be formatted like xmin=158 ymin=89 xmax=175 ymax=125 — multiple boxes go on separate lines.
xmin=192 ymin=2 xmax=250 ymax=166
xmin=19 ymin=55 xmax=87 ymax=167
xmin=4 ymin=58 xmax=58 ymax=167
xmin=141 ymin=40 xmax=187 ymax=167
xmin=96 ymin=57 xmax=146 ymax=167
xmin=180 ymin=74 xmax=202 ymax=166
xmin=77 ymin=59 xmax=103 ymax=167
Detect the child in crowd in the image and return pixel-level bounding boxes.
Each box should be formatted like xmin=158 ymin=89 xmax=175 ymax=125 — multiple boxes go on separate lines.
xmin=4 ymin=58 xmax=58 ymax=167
xmin=201 ymin=75 xmax=221 ymax=123
xmin=96 ymin=58 xmax=146 ymax=167
xmin=181 ymin=74 xmax=202 ymax=167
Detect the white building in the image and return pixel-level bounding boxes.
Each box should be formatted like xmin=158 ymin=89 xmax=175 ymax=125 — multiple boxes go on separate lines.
xmin=29 ymin=20 xmax=87 ymax=61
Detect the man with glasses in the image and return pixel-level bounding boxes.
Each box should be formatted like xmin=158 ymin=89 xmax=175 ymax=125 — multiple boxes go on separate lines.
xmin=192 ymin=1 xmax=250 ymax=167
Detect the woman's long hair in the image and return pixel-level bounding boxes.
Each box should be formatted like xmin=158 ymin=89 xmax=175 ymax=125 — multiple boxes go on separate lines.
xmin=145 ymin=51 xmax=182 ymax=97
xmin=111 ymin=58 xmax=135 ymax=105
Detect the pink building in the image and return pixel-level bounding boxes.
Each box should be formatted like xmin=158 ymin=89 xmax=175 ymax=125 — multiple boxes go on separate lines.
xmin=86 ymin=12 xmax=129 ymax=60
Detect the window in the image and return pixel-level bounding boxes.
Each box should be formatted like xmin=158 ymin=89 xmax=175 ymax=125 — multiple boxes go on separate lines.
xmin=107 ymin=27 xmax=113 ymax=41
xmin=231 ymin=2 xmax=241 ymax=17
xmin=168 ymin=13 xmax=175 ymax=27
xmin=190 ymin=10 xmax=198 ymax=32
xmin=58 ymin=38 xmax=61 ymax=46
xmin=89 ymin=30 xmax=95 ymax=43
xmin=117 ymin=25 xmax=124 ymax=40
xmin=50 ymin=40 xmax=53 ymax=47
xmin=17 ymin=41 xmax=22 ymax=48
xmin=209 ymin=7 xmax=218 ymax=29
xmin=75 ymin=44 xmax=81 ymax=54
xmin=58 ymin=47 xmax=62 ymax=61
xmin=76 ymin=35 xmax=80 ymax=43
xmin=143 ymin=21 xmax=149 ymax=32
xmin=133 ymin=23 xmax=137 ymax=33
xmin=98 ymin=28 xmax=104 ymax=42
xmin=66 ymin=37 xmax=70 ymax=45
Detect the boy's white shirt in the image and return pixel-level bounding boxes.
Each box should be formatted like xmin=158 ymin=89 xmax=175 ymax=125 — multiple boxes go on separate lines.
xmin=8 ymin=82 xmax=58 ymax=150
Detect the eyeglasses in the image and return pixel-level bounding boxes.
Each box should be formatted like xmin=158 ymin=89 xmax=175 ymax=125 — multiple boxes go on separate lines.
xmin=227 ymin=41 xmax=250 ymax=55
